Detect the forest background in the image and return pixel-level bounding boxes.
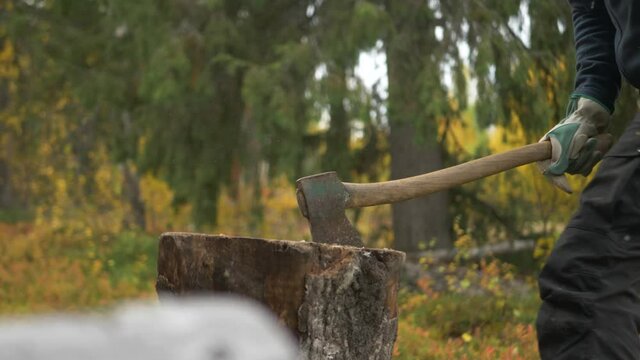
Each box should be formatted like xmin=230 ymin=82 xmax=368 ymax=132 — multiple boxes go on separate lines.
xmin=1 ymin=0 xmax=638 ymax=358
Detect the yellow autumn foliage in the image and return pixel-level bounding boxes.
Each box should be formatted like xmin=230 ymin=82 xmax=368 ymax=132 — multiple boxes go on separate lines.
xmin=140 ymin=173 xmax=176 ymax=234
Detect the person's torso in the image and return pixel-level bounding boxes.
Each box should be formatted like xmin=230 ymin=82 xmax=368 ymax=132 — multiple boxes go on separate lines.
xmin=605 ymin=0 xmax=640 ymax=89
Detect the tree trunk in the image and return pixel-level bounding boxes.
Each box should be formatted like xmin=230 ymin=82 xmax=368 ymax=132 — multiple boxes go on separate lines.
xmin=385 ymin=1 xmax=452 ymax=252
xmin=0 ymin=158 xmax=12 ymax=209
xmin=323 ymin=64 xmax=351 ymax=180
xmin=156 ymin=232 xmax=405 ymax=360
xmin=0 ymin=70 xmax=14 ymax=209
xmin=389 ymin=124 xmax=451 ymax=251
xmin=122 ymin=162 xmax=146 ymax=230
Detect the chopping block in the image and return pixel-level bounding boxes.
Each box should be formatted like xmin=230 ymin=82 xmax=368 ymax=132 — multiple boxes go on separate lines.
xmin=156 ymin=232 xmax=405 ymax=360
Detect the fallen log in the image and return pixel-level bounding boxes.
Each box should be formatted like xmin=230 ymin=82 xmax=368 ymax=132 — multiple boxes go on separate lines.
xmin=156 ymin=232 xmax=405 ymax=360
xmin=406 ymin=239 xmax=536 ymax=263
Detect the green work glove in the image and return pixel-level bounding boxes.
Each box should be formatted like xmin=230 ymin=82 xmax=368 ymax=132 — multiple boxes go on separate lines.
xmin=537 ymin=97 xmax=613 ymax=193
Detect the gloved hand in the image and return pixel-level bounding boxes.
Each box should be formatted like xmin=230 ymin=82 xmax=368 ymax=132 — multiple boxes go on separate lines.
xmin=537 ymin=97 xmax=613 ymax=193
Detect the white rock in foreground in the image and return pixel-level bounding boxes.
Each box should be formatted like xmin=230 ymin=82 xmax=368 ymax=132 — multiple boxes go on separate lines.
xmin=0 ymin=297 xmax=299 ymax=360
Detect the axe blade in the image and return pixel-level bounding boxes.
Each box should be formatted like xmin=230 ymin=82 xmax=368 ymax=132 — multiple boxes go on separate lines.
xmin=296 ymin=172 xmax=363 ymax=247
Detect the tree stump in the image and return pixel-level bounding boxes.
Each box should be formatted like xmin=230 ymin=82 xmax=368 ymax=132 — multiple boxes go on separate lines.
xmin=156 ymin=232 xmax=405 ymax=360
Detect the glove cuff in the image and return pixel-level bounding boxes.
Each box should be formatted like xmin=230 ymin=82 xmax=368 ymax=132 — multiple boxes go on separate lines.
xmin=568 ymin=93 xmax=613 ymax=115
xmin=572 ymin=97 xmax=611 ymax=133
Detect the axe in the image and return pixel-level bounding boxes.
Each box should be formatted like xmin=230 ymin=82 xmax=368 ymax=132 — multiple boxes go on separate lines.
xmin=295 ymin=136 xmax=608 ymax=247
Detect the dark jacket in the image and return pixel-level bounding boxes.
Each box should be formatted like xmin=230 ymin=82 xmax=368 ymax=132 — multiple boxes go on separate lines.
xmin=570 ymin=0 xmax=640 ymax=113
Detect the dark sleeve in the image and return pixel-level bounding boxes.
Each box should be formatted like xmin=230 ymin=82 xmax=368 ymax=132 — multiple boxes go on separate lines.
xmin=569 ymin=0 xmax=620 ymax=113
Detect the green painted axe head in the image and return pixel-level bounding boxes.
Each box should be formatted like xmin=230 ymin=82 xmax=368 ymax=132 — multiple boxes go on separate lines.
xmin=295 ymin=172 xmax=363 ymax=247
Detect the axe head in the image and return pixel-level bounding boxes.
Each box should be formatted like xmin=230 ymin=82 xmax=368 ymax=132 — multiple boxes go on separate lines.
xmin=295 ymin=172 xmax=363 ymax=247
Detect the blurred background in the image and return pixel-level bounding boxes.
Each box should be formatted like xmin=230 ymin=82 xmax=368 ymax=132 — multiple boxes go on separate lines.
xmin=0 ymin=0 xmax=638 ymax=358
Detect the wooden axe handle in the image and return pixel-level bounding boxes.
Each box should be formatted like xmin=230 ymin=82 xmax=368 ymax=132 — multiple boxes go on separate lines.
xmin=343 ymin=141 xmax=551 ymax=208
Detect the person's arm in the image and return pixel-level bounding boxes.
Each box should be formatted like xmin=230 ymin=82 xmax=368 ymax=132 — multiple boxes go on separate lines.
xmin=569 ymin=0 xmax=620 ymax=114
xmin=536 ymin=0 xmax=618 ymax=192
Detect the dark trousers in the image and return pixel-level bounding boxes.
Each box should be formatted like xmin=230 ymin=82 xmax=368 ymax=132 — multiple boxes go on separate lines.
xmin=537 ymin=113 xmax=640 ymax=359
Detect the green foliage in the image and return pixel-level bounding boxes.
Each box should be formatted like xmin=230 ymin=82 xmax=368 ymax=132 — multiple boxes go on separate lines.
xmin=402 ymin=292 xmax=539 ymax=340
xmin=0 ymin=222 xmax=157 ymax=314
xmin=1 ymin=6 xmax=635 ymax=359
xmin=396 ymin=293 xmax=539 ymax=359
xmin=98 ymin=231 xmax=158 ymax=288
xmin=4 ymin=0 xmax=620 ymax=237
xmin=139 ymin=41 xmax=191 ymax=104
xmin=0 ymin=209 xmax=32 ymax=223
xmin=395 ymin=253 xmax=541 ymax=359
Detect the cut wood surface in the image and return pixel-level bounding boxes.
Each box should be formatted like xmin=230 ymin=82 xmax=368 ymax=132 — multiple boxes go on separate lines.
xmin=156 ymin=232 xmax=406 ymax=360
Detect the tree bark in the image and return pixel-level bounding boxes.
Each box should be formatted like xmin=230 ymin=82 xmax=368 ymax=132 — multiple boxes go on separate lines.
xmin=122 ymin=162 xmax=146 ymax=230
xmin=156 ymin=232 xmax=405 ymax=360
xmin=385 ymin=1 xmax=452 ymax=252
xmin=0 ymin=158 xmax=13 ymax=208
xmin=323 ymin=64 xmax=351 ymax=180
xmin=0 ymin=73 xmax=15 ymax=209
xmin=389 ymin=124 xmax=451 ymax=251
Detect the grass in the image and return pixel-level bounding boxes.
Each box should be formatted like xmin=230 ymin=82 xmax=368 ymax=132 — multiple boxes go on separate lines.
xmin=394 ymin=291 xmax=540 ymax=359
